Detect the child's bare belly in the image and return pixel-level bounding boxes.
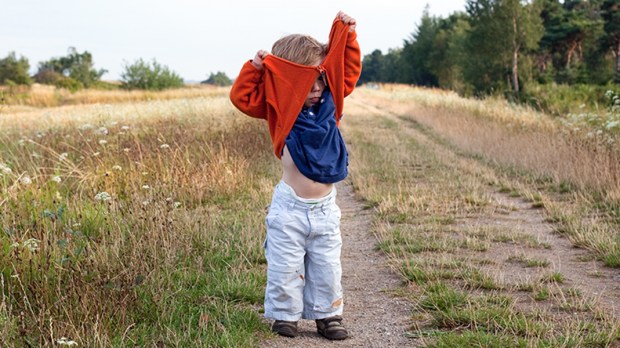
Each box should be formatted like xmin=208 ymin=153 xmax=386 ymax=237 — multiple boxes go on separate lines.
xmin=281 ymin=146 xmax=334 ymax=199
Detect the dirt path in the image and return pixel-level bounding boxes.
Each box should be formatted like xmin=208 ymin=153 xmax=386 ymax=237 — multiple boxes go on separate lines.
xmin=480 ymin=191 xmax=620 ymax=314
xmin=394 ymin=109 xmax=620 ymax=316
xmin=260 ymin=182 xmax=418 ymax=347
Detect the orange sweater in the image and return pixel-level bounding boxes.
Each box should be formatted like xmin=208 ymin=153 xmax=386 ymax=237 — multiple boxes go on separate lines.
xmin=229 ymin=18 xmax=362 ymax=159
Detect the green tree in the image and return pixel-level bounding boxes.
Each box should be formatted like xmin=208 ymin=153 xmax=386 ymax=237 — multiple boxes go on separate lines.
xmin=507 ymin=0 xmax=544 ymax=95
xmin=539 ymin=0 xmax=604 ymax=82
xmin=464 ymin=0 xmax=543 ymax=96
xmin=0 ymin=52 xmax=32 ymax=86
xmin=35 ymin=47 xmax=106 ymax=88
xmin=359 ymin=48 xmax=405 ymax=84
xmin=121 ymin=58 xmax=184 ymax=90
xmin=428 ymin=13 xmax=471 ymax=93
xmin=381 ymin=48 xmax=405 ymax=83
xmin=601 ymin=0 xmax=620 ymax=82
xmin=201 ymin=71 xmax=232 ymax=86
xmin=359 ymin=49 xmax=385 ymax=84
xmin=401 ymin=6 xmax=440 ymax=86
xmin=464 ymin=0 xmax=512 ymax=95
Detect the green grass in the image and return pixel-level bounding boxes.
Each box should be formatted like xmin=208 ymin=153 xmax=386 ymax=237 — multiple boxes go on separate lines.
xmin=507 ymin=254 xmax=551 ymax=268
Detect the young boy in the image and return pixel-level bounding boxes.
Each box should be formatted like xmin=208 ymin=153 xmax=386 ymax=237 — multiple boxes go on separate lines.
xmin=229 ymin=11 xmax=361 ymax=340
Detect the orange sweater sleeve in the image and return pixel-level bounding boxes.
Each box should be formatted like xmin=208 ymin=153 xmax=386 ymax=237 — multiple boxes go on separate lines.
xmin=229 ymin=61 xmax=268 ymax=120
xmin=343 ymin=30 xmax=362 ymax=97
xmin=324 ymin=19 xmax=362 ymax=125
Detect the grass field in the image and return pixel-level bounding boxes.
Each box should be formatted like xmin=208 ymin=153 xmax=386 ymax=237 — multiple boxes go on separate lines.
xmin=0 ymin=84 xmax=618 ymax=346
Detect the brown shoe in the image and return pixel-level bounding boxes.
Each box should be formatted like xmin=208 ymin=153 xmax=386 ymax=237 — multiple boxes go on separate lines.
xmin=315 ymin=315 xmax=348 ymax=340
xmin=272 ymin=320 xmax=298 ymax=338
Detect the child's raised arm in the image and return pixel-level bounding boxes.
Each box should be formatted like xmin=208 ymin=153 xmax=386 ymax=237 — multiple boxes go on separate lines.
xmin=336 ymin=11 xmax=361 ymax=96
xmin=229 ymin=51 xmax=270 ymax=119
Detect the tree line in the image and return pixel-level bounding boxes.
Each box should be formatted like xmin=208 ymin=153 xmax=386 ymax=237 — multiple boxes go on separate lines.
xmin=0 ymin=47 xmax=232 ymax=91
xmin=359 ymin=0 xmax=620 ymax=100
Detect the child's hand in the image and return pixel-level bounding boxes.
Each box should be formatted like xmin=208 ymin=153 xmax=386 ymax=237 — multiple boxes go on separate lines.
xmin=337 ymin=11 xmax=356 ymax=32
xmin=251 ymin=50 xmax=269 ymax=71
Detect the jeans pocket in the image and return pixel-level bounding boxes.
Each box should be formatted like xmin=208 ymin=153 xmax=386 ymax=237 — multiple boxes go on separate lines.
xmin=266 ymin=206 xmax=281 ymax=229
xmin=328 ymin=204 xmax=341 ymax=231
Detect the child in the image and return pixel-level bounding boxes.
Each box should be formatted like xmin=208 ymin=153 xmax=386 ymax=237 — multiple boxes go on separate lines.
xmin=229 ymin=11 xmax=361 ymax=340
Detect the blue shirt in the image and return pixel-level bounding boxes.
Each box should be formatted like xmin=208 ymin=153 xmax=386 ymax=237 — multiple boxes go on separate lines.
xmin=284 ymin=90 xmax=348 ymax=183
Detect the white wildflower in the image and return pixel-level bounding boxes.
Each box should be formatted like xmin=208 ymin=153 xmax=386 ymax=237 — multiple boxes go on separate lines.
xmin=80 ymin=123 xmax=94 ymax=131
xmin=159 ymin=144 xmax=170 ymax=149
xmin=57 ymin=337 xmax=78 ymax=346
xmin=123 ymin=148 xmax=130 ymax=153
xmin=0 ymin=163 xmax=12 ymax=174
xmin=20 ymin=176 xmax=32 ymax=185
xmin=94 ymin=192 xmax=112 ymax=201
xmin=98 ymin=127 xmax=109 ymax=135
xmin=142 ymin=185 xmax=150 ymax=190
xmin=174 ymin=202 xmax=182 ymax=209
xmin=51 ymin=176 xmax=62 ymax=183
xmin=59 ymin=152 xmax=69 ymax=161
xmin=112 ymin=165 xmax=122 ymax=171
xmin=23 ymin=238 xmax=40 ymax=252
xmin=92 ymin=152 xmax=100 ymax=157
xmin=121 ymin=125 xmax=130 ymax=131
xmin=99 ymin=139 xmax=108 ymax=145
xmin=17 ymin=139 xmax=25 ymax=146
xmin=142 ymin=200 xmax=150 ymax=206
xmin=606 ymin=120 xmax=619 ymax=130
xmin=10 ymin=242 xmax=20 ymax=249
xmin=36 ymin=132 xmax=44 ymax=138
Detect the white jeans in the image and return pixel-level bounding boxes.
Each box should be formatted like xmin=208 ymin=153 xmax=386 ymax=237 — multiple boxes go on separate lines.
xmin=264 ymin=181 xmax=343 ymax=321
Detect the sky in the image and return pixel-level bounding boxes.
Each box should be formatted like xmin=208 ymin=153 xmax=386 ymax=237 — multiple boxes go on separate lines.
xmin=1 ymin=0 xmax=467 ymax=82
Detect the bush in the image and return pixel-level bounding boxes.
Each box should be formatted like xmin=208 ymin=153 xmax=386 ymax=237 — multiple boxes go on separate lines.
xmin=121 ymin=59 xmax=184 ymax=90
xmin=560 ymin=89 xmax=620 ymax=141
xmin=201 ymin=71 xmax=232 ymax=86
xmin=35 ymin=48 xmax=106 ymax=89
xmin=0 ymin=52 xmax=33 ymax=86
xmin=33 ymin=70 xmax=83 ymax=92
xmin=522 ymin=82 xmax=616 ymax=116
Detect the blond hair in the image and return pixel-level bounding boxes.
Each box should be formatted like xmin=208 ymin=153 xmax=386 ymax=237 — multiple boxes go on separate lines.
xmin=271 ymin=34 xmax=327 ymax=66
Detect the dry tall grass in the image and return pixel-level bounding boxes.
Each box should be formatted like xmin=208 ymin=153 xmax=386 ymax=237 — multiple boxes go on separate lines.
xmin=358 ymin=84 xmax=620 ymax=201
xmin=0 ymin=83 xmax=226 ymax=109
